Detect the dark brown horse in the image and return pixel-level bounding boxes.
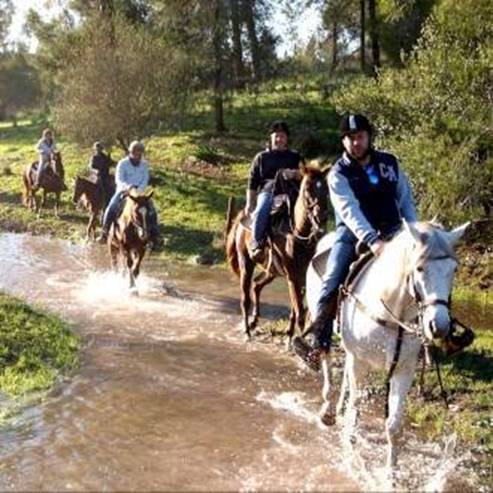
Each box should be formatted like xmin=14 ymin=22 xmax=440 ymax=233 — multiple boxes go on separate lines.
xmin=22 ymin=151 xmax=67 ymax=216
xmin=73 ymin=175 xmax=116 ymax=241
xmin=226 ymin=164 xmax=330 ymax=342
xmin=108 ymin=190 xmax=154 ymax=292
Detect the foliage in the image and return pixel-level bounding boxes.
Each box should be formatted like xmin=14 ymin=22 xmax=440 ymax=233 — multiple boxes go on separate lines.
xmin=53 ymin=14 xmax=192 ymax=151
xmin=0 ymin=52 xmax=42 ymax=122
xmin=0 ymin=292 xmax=79 ymax=397
xmin=331 ymin=0 xmax=493 ymax=224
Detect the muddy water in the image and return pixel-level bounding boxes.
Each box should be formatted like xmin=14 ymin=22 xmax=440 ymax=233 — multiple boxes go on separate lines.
xmin=0 ymin=233 xmax=484 ymax=491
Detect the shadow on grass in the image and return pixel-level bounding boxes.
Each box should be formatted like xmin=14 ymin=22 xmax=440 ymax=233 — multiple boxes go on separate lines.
xmin=163 ymin=223 xmax=223 ymax=260
xmin=446 ymin=347 xmax=493 ymax=384
xmin=0 ymin=191 xmax=23 ymax=205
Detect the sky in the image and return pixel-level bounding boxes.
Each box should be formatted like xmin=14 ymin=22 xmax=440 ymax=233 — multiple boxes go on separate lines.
xmin=8 ymin=0 xmax=322 ymax=56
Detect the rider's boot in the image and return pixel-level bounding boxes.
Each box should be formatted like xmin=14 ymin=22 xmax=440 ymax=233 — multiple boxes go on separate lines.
xmin=293 ymin=294 xmax=338 ymax=371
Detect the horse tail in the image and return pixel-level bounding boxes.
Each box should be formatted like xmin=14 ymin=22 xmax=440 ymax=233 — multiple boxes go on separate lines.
xmin=225 ymin=197 xmax=236 ymax=240
xmin=225 ymin=197 xmax=240 ymax=277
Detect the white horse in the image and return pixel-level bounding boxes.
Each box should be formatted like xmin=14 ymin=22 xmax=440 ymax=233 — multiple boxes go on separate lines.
xmin=305 ymin=220 xmax=469 ymax=469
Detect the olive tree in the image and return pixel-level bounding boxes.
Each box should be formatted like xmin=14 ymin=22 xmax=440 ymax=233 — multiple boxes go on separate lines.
xmin=53 ymin=14 xmax=192 ymax=151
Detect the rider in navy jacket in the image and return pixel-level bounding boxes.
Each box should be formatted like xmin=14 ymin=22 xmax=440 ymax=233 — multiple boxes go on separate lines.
xmin=294 ymin=114 xmax=417 ymax=362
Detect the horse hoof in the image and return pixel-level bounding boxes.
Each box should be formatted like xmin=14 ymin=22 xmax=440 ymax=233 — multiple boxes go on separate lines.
xmin=130 ymin=288 xmax=139 ymax=297
xmin=320 ymin=412 xmax=336 ymax=427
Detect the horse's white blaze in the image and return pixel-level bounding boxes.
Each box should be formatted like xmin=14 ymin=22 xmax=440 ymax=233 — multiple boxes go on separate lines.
xmin=138 ymin=206 xmax=148 ymax=238
xmin=306 ymin=221 xmax=465 ymax=469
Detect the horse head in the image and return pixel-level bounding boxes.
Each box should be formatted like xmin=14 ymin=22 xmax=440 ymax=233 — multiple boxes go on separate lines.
xmin=126 ymin=190 xmax=154 ymax=242
xmin=403 ymin=220 xmax=469 ymax=341
xmin=295 ymin=162 xmax=330 ymax=240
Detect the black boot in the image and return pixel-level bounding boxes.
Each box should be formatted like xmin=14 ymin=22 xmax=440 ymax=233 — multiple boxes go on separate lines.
xmin=293 ymin=294 xmax=338 ymax=371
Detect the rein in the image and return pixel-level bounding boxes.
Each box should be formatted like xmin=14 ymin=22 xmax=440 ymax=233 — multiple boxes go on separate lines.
xmin=291 ymin=191 xmax=324 ymax=244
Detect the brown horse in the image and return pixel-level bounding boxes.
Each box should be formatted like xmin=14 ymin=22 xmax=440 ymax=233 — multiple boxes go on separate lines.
xmin=226 ymin=164 xmax=330 ymax=342
xmin=73 ymin=175 xmax=116 ymax=241
xmin=22 ymin=151 xmax=67 ymax=216
xmin=108 ymin=190 xmax=154 ymax=292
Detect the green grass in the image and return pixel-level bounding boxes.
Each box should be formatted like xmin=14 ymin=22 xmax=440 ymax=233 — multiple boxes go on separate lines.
xmin=0 ymin=292 xmax=80 ymax=400
xmin=0 ymin=79 xmax=338 ymax=264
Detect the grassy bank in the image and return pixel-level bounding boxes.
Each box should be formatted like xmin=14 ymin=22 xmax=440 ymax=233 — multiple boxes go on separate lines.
xmin=0 ymin=80 xmax=338 ymax=264
xmin=0 ymin=292 xmax=80 ymax=420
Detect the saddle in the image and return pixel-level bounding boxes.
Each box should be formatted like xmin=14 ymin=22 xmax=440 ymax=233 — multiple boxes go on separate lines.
xmin=240 ymin=169 xmax=301 ymax=238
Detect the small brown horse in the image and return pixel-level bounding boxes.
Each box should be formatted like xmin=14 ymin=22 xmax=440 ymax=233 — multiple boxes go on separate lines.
xmin=108 ymin=190 xmax=154 ymax=292
xmin=73 ymin=175 xmax=116 ymax=241
xmin=23 ymin=152 xmax=67 ymax=216
xmin=226 ymin=164 xmax=330 ymax=342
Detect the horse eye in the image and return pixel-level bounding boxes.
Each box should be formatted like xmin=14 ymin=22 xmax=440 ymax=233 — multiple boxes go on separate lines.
xmin=416 ymin=266 xmax=424 ymax=273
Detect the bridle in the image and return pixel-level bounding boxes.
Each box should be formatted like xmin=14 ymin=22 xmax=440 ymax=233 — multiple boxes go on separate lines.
xmin=292 ymin=183 xmax=328 ymax=244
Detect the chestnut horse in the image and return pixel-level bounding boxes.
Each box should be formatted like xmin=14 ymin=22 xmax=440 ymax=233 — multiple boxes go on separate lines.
xmin=225 ymin=165 xmax=329 ymax=342
xmin=73 ymin=175 xmax=116 ymax=241
xmin=22 ymin=151 xmax=67 ymax=216
xmin=108 ymin=190 xmax=154 ymax=292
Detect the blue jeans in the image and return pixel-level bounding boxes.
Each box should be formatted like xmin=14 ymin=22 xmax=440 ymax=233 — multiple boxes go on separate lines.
xmin=250 ymin=191 xmax=273 ymax=249
xmin=102 ymin=191 xmax=159 ymax=237
xmin=315 ymin=225 xmax=357 ymax=347
xmin=35 ymin=159 xmax=49 ymax=185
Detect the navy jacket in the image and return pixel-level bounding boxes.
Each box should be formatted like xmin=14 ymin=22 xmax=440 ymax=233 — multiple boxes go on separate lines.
xmin=329 ymin=150 xmax=417 ymax=245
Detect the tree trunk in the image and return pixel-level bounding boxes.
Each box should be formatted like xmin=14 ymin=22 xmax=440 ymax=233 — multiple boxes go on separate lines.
xmin=213 ymin=0 xmax=226 ymax=132
xmin=330 ymin=20 xmax=338 ymax=74
xmin=360 ymin=0 xmax=366 ymax=72
xmin=368 ymin=0 xmax=380 ymax=75
xmin=230 ymin=0 xmax=245 ymax=88
xmin=243 ymin=0 xmax=261 ymax=84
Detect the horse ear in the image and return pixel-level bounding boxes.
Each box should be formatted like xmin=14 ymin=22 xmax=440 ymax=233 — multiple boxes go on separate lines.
xmin=402 ymin=219 xmax=421 ymax=242
xmin=446 ymin=222 xmax=470 ymax=246
xmin=146 ymin=190 xmax=154 ymax=200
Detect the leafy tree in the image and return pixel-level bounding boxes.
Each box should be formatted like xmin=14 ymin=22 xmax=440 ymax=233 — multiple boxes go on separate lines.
xmin=53 ymin=14 xmax=192 ymax=150
xmin=331 ymin=0 xmax=493 ymax=224
xmin=0 ymin=0 xmax=13 ymax=51
xmin=0 ymin=52 xmax=41 ymax=123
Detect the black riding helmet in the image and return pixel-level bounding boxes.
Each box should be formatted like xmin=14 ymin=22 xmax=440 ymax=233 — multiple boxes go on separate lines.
xmin=269 ymin=120 xmax=290 ymax=138
xmin=339 ymin=113 xmax=372 ymax=139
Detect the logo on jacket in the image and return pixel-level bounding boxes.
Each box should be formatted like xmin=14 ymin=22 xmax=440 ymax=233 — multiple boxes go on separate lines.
xmin=379 ymin=162 xmax=397 ymax=182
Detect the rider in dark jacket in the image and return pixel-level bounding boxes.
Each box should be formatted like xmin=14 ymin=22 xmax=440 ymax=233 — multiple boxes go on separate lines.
xmin=245 ymin=121 xmax=303 ymax=261
xmin=89 ymin=141 xmax=115 ymax=207
xmin=294 ymin=114 xmax=417 ymax=363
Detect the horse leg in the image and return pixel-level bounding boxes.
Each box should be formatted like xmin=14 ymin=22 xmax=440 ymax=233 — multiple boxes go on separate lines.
xmin=386 ymin=367 xmax=416 ymax=469
xmin=320 ymin=352 xmax=336 ymax=426
xmin=336 ymin=356 xmax=350 ymax=418
xmin=127 ymin=251 xmax=136 ymax=290
xmin=87 ymin=213 xmax=96 ymax=242
xmin=37 ymin=190 xmax=46 ymax=217
xmin=345 ymin=353 xmax=366 ymax=434
xmin=239 ymin=256 xmax=255 ymax=340
xmin=285 ymin=276 xmax=305 ymax=344
xmin=54 ymin=192 xmax=60 ymax=217
xmin=250 ymin=271 xmax=276 ymax=331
